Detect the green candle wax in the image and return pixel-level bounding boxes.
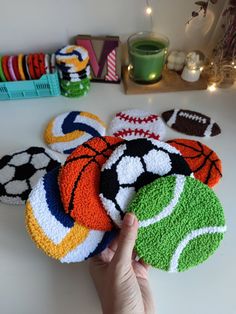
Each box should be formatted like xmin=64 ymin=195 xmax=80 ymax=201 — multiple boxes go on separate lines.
xmin=129 ymin=39 xmax=168 ymax=83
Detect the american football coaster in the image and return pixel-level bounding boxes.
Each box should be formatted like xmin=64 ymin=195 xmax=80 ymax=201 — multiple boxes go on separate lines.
xmin=162 ymin=109 xmax=221 ymax=137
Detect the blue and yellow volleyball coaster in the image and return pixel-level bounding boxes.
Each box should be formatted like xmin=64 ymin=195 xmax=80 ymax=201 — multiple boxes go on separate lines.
xmin=44 ymin=111 xmax=106 ymax=154
xmin=127 ymin=175 xmax=226 ymax=272
xmin=25 ymin=167 xmax=116 ymax=263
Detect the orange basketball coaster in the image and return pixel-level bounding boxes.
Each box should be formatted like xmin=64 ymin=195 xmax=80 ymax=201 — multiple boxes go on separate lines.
xmin=167 ymin=138 xmax=222 ymax=188
xmin=59 ymin=136 xmax=124 ymax=231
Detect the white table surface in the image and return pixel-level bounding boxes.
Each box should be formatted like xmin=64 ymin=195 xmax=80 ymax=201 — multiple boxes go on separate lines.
xmin=0 ymin=83 xmax=235 ymax=314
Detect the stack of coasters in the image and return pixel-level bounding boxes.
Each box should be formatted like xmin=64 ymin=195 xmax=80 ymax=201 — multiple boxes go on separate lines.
xmin=127 ymin=175 xmax=226 ymax=272
xmin=108 ymin=109 xmax=166 ymax=141
xmin=25 ymin=167 xmax=116 ymax=263
xmin=99 ymin=138 xmax=192 ymax=227
xmin=0 ymin=147 xmax=61 ymax=205
xmin=59 ymin=136 xmax=124 ymax=231
xmin=44 ymin=111 xmax=106 ymax=154
xmin=0 ymin=53 xmax=55 ymax=82
xmin=162 ymin=109 xmax=221 ymax=137
xmin=167 ymin=139 xmax=222 ymax=188
xmin=55 ymin=45 xmax=91 ymax=98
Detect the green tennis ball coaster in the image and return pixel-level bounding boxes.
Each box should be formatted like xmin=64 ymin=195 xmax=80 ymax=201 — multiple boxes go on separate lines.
xmin=127 ymin=175 xmax=226 ymax=272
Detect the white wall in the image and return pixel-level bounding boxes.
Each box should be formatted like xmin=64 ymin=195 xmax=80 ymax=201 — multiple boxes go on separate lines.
xmin=1 ymin=0 xmax=226 ymax=57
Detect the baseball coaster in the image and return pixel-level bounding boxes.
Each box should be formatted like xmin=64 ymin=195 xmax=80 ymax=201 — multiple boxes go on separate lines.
xmin=44 ymin=111 xmax=106 ymax=154
xmin=162 ymin=109 xmax=221 ymax=137
xmin=25 ymin=167 xmax=116 ymax=263
xmin=127 ymin=175 xmax=226 ymax=272
xmin=99 ymin=138 xmax=192 ymax=227
xmin=59 ymin=136 xmax=124 ymax=231
xmin=108 ymin=109 xmax=166 ymax=141
xmin=0 ymin=147 xmax=61 ymax=205
xmin=167 ymin=139 xmax=222 ymax=188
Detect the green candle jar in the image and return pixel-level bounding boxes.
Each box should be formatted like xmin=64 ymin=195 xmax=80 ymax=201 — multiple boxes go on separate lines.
xmin=128 ymin=32 xmax=169 ymax=84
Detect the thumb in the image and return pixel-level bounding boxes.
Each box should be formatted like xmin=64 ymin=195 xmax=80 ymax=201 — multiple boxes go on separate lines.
xmin=112 ymin=213 xmax=138 ymax=265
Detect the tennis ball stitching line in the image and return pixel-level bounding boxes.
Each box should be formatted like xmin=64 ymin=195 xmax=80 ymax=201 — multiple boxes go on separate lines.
xmin=169 ymin=226 xmax=227 ymax=273
xmin=139 ymin=175 xmax=186 ymax=228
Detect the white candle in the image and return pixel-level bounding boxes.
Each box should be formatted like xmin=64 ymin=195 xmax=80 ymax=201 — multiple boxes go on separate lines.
xmin=181 ymin=65 xmax=200 ymax=82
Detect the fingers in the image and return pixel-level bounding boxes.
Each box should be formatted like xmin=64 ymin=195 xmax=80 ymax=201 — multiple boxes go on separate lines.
xmin=112 ymin=213 xmax=138 ymax=265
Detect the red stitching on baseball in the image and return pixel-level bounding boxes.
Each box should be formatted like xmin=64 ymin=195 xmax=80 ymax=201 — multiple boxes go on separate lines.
xmin=116 ymin=112 xmax=159 ymax=124
xmin=113 ymin=128 xmax=160 ymax=140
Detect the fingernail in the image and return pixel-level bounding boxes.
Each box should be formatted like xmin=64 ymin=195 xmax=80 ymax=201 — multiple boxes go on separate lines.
xmin=124 ymin=213 xmax=135 ymax=226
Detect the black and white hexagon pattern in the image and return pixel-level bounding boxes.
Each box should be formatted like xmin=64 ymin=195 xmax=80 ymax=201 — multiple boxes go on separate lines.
xmin=99 ymin=138 xmax=192 ymax=227
xmin=0 ymin=147 xmax=61 ymax=205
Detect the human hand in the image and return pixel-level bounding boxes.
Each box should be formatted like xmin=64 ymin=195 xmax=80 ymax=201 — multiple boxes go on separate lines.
xmin=89 ymin=213 xmax=155 ymax=314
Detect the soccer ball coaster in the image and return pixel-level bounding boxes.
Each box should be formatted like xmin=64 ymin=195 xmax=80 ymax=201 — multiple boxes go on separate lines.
xmin=127 ymin=175 xmax=226 ymax=272
xmin=108 ymin=109 xmax=166 ymax=141
xmin=25 ymin=167 xmax=116 ymax=263
xmin=59 ymin=136 xmax=124 ymax=231
xmin=0 ymin=147 xmax=60 ymax=205
xmin=44 ymin=111 xmax=106 ymax=154
xmin=99 ymin=138 xmax=192 ymax=227
xmin=167 ymin=139 xmax=222 ymax=188
xmin=162 ymin=109 xmax=221 ymax=137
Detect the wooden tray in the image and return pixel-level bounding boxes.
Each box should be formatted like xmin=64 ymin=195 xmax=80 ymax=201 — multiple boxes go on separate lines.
xmin=122 ymin=66 xmax=208 ymax=95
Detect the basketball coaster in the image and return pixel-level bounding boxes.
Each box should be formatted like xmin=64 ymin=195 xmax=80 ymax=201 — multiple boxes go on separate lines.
xmin=167 ymin=139 xmax=222 ymax=188
xmin=108 ymin=109 xmax=166 ymax=141
xmin=0 ymin=147 xmax=61 ymax=205
xmin=99 ymin=138 xmax=192 ymax=227
xmin=44 ymin=111 xmax=106 ymax=154
xmin=162 ymin=109 xmax=221 ymax=137
xmin=59 ymin=136 xmax=124 ymax=231
xmin=25 ymin=167 xmax=116 ymax=263
xmin=127 ymin=175 xmax=226 ymax=272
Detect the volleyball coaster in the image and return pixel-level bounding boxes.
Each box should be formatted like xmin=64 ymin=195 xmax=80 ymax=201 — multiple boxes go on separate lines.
xmin=167 ymin=139 xmax=222 ymax=188
xmin=108 ymin=109 xmax=166 ymax=141
xmin=162 ymin=109 xmax=221 ymax=137
xmin=99 ymin=138 xmax=192 ymax=227
xmin=0 ymin=147 xmax=61 ymax=205
xmin=25 ymin=167 xmax=116 ymax=263
xmin=59 ymin=136 xmax=124 ymax=231
xmin=44 ymin=111 xmax=106 ymax=154
xmin=127 ymin=175 xmax=226 ymax=272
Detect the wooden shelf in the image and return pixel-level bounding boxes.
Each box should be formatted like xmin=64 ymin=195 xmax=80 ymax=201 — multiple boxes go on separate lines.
xmin=122 ymin=66 xmax=208 ymax=95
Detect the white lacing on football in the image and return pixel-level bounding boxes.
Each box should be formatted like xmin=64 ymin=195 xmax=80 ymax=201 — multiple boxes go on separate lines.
xmin=179 ymin=111 xmax=207 ymax=124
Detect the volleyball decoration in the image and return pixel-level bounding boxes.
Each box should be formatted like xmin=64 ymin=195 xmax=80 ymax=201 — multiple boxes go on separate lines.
xmin=25 ymin=167 xmax=116 ymax=263
xmin=44 ymin=111 xmax=106 ymax=154
xmin=55 ymin=45 xmax=91 ymax=97
xmin=127 ymin=175 xmax=226 ymax=272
